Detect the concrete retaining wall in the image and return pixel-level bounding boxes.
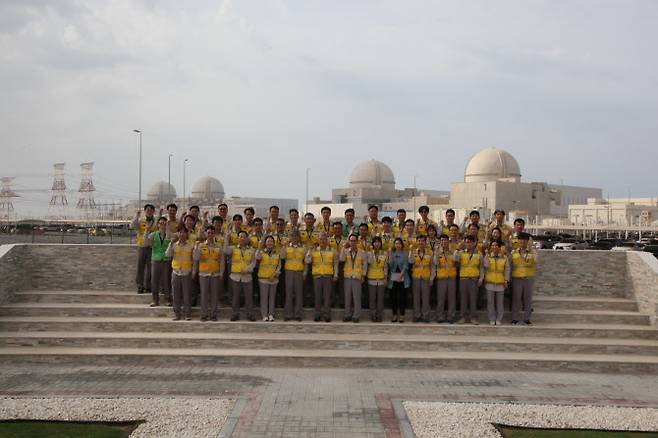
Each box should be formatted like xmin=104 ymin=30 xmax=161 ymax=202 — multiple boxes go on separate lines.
xmin=626 ymin=251 xmax=658 ymax=325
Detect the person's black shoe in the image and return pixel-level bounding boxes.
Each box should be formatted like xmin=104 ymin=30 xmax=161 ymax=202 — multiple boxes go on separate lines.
xmin=200 ymin=317 xmax=207 ymax=322
xmin=295 ymin=317 xmax=303 ymax=322
xmin=314 ymin=315 xmax=321 ymax=322
xmin=248 ymin=315 xmax=256 ymax=322
xmin=352 ymin=317 xmax=360 ymax=323
xmin=211 ymin=316 xmax=217 ymax=321
xmin=413 ymin=317 xmax=420 ymax=323
xmin=172 ymin=315 xmax=181 ymax=321
xmin=230 ymin=314 xmax=239 ymax=321
xmin=423 ymin=318 xmax=430 ymax=324
xmin=511 ymin=320 xmax=519 ymax=325
xmin=284 ymin=317 xmax=291 ymax=322
xmin=524 ymin=320 xmax=532 ymax=325
xmin=437 ymin=319 xmax=446 ymax=324
xmin=324 ymin=316 xmax=331 ymax=323
xmin=343 ymin=316 xmax=351 ymax=322
xmin=137 ymin=287 xmax=144 ymax=294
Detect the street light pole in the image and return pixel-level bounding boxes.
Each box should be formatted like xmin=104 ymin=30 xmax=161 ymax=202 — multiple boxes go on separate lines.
xmin=305 ymin=168 xmax=310 ymax=214
xmin=168 ymin=153 xmax=174 ymax=201
xmin=133 ymin=130 xmax=142 ymax=207
xmin=183 ymin=159 xmax=189 ymax=211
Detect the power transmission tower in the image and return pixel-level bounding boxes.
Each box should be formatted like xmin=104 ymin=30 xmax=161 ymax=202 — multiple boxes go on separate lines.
xmin=77 ymin=162 xmax=97 ymax=212
xmin=0 ymin=177 xmax=19 ymax=219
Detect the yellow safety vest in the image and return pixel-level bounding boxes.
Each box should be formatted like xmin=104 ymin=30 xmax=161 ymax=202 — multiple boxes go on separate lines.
xmin=227 ymin=230 xmax=240 ymax=246
xmin=300 ymin=227 xmax=319 ymax=248
xmin=412 ymin=250 xmax=432 ymax=280
xmin=198 ymin=243 xmax=221 ymax=274
xmin=358 ymin=237 xmax=372 ymax=252
xmin=135 ymin=217 xmax=157 ymax=246
xmin=367 ymin=251 xmax=387 ymax=280
xmin=378 ymin=233 xmax=395 ymax=252
xmin=273 ymin=234 xmax=288 ymax=251
xmin=343 ymin=250 xmax=366 ymax=278
xmin=329 ymin=236 xmax=345 ymax=254
xmin=485 ymin=255 xmax=506 ymax=285
xmin=511 ymin=250 xmax=536 ymax=278
xmin=285 ymin=245 xmax=306 ymax=271
xmin=311 ymin=248 xmax=335 ymax=276
xmin=249 ymin=233 xmax=263 ymax=249
xmin=258 ymin=251 xmax=280 ymax=279
xmin=230 ymin=246 xmax=254 ymax=274
xmin=171 ymin=241 xmax=194 ymax=270
xmin=459 ymin=251 xmax=481 ymax=278
xmin=436 ymin=251 xmax=457 ymax=279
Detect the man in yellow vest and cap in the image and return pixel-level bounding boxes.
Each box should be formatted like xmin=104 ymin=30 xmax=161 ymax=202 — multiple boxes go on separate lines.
xmin=454 ymin=235 xmax=483 ymax=325
xmin=281 ymin=230 xmax=306 ymax=321
xmin=305 ymin=232 xmax=339 ymax=322
xmin=225 ymin=230 xmax=257 ymax=321
xmin=340 ymin=234 xmax=368 ymax=323
xmin=511 ymin=232 xmax=537 ymax=325
xmin=193 ymin=226 xmax=224 ymax=322
xmin=132 ymin=204 xmax=157 ymax=295
xmin=480 ymin=240 xmax=510 ymax=325
xmin=165 ymin=226 xmax=195 ymax=321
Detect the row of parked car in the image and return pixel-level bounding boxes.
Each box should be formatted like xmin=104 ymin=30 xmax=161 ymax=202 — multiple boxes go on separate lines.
xmin=532 ymin=234 xmax=658 ymax=258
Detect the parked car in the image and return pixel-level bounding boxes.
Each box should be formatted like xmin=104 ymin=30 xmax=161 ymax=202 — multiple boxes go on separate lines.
xmin=588 ymin=239 xmax=620 ymax=250
xmin=611 ymin=242 xmax=644 ymax=251
xmin=553 ymin=239 xmax=589 ymax=250
xmin=532 ymin=235 xmax=560 ymax=250
xmin=644 ymin=245 xmax=658 ymax=259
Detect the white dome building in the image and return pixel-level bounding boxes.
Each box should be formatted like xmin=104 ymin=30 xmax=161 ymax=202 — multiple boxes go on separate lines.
xmin=191 ymin=176 xmax=225 ymax=202
xmin=349 ymin=160 xmax=396 ymax=190
xmin=464 ymin=148 xmax=521 ymax=183
xmin=146 ymin=181 xmax=177 ymax=202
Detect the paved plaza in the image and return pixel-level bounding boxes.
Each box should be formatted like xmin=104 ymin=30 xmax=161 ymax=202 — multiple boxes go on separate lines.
xmin=1 ymin=365 xmax=658 ymax=437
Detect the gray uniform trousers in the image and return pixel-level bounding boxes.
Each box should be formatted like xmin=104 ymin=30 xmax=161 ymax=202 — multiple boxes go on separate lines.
xmin=284 ymin=271 xmax=304 ymax=319
xmin=151 ymin=260 xmax=171 ymax=302
xmin=171 ymin=273 xmax=192 ymax=318
xmin=199 ymin=276 xmax=222 ymax=319
xmin=259 ymin=281 xmax=278 ymax=318
xmin=313 ymin=276 xmax=333 ymax=319
xmin=136 ymin=246 xmax=151 ymax=290
xmin=368 ymin=284 xmax=385 ymax=320
xmin=231 ymin=280 xmax=254 ymax=318
xmin=343 ymin=278 xmax=362 ymax=319
xmin=512 ymin=278 xmax=534 ymax=322
xmin=486 ymin=288 xmax=505 ymax=323
xmin=436 ymin=277 xmax=456 ymax=322
xmin=412 ymin=279 xmax=431 ymax=320
xmin=459 ymin=278 xmax=479 ymax=321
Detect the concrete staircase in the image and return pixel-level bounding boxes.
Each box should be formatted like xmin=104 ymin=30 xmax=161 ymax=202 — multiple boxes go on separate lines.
xmin=0 ymin=289 xmax=656 ymax=373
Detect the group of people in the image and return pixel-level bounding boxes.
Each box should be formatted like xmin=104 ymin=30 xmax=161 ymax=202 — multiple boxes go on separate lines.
xmin=132 ymin=203 xmax=537 ymax=326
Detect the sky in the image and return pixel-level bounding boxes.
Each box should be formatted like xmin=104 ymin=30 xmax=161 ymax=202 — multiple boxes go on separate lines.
xmin=1 ymin=0 xmax=657 ymax=216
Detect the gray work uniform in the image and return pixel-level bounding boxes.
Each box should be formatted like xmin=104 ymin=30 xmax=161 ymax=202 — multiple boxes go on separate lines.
xmin=305 ymin=247 xmax=339 ymax=320
xmin=434 ymin=249 xmax=457 ymax=322
xmin=225 ymin=244 xmax=257 ymax=319
xmin=193 ymin=242 xmax=225 ymax=320
xmin=340 ymin=248 xmax=368 ymax=320
xmin=410 ymin=250 xmax=435 ymax=320
xmin=481 ymin=254 xmax=511 ymax=323
xmin=454 ymin=250 xmax=483 ymax=322
xmin=367 ymin=251 xmax=388 ymax=321
xmin=281 ymin=244 xmax=306 ymax=320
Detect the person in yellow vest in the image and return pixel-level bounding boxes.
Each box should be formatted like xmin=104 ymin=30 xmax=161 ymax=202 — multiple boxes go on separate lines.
xmin=487 ymin=209 xmax=513 ymax=242
xmin=357 ymin=223 xmax=372 ymax=252
xmin=225 ymin=230 xmax=257 ymax=321
xmin=165 ymin=203 xmax=179 ymax=238
xmin=480 ymin=240 xmax=510 ymax=325
xmin=393 ymin=209 xmax=407 ymax=235
xmin=378 ymin=216 xmax=397 ymax=253
xmin=272 ymin=218 xmax=289 ymax=252
xmin=486 ymin=227 xmax=510 ymax=256
xmin=510 ymin=232 xmax=537 ymax=325
xmin=256 ymin=235 xmax=281 ymax=322
xmin=367 ymin=205 xmax=383 ymax=236
xmin=448 ymin=224 xmax=461 ymax=251
xmin=453 ymin=235 xmax=483 ymax=325
xmin=227 ymin=214 xmax=243 ymax=246
xmin=342 ymin=208 xmax=358 ymax=238
xmin=409 ymin=234 xmax=435 ymax=323
xmin=340 ymin=234 xmax=368 ymax=323
xmin=300 ymin=212 xmax=319 ymax=249
xmin=440 ymin=209 xmax=458 ymax=236
xmin=434 ymin=233 xmax=457 ymax=323
xmin=305 ymin=232 xmax=339 ymax=322
xmin=243 ymin=207 xmax=256 ymax=233
xmin=426 ymin=225 xmax=440 ymax=254
xmin=208 ymin=216 xmax=225 ymax=245
xmin=182 ymin=214 xmax=200 ymax=243
xmin=460 ymin=223 xmax=486 ymax=254
xmin=193 ymin=226 xmax=224 ymax=322
xmin=281 ymin=231 xmax=305 ymax=321
xmin=510 ymin=218 xmax=534 ymax=251
xmin=286 ymin=208 xmax=301 ymax=234
xmin=416 ymin=205 xmax=438 ymax=236
xmin=165 ymin=226 xmax=195 ymax=321
xmin=367 ymin=236 xmax=388 ymax=323
xmin=329 ymin=222 xmax=346 ymax=253
xmin=147 ymin=217 xmax=171 ymax=307
xmin=264 ymin=205 xmax=280 ymax=234
xmin=249 ymin=217 xmax=265 ymax=249
xmin=318 ymin=206 xmax=332 ymax=235
xmin=216 ymin=203 xmax=231 ymax=234
xmin=187 ymin=206 xmax=205 ymax=236
xmin=132 ymin=204 xmax=157 ymax=295
xmin=401 ymin=219 xmax=417 ymax=251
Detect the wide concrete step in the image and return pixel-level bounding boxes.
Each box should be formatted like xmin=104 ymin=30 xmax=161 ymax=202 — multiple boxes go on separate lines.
xmin=1 ymin=317 xmax=656 ymax=340
xmin=2 ymin=347 xmax=657 ymax=374
xmin=533 ymin=295 xmax=638 ymax=312
xmin=0 ymin=303 xmax=650 ymax=325
xmin=2 ymin=331 xmax=657 ymax=356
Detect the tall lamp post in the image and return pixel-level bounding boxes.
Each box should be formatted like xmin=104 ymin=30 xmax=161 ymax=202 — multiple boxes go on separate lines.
xmin=305 ymin=168 xmax=310 ymax=214
xmin=133 ymin=129 xmax=142 ymax=207
xmin=183 ymin=159 xmax=189 ymax=211
xmin=168 ymin=153 xmax=174 ymax=201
